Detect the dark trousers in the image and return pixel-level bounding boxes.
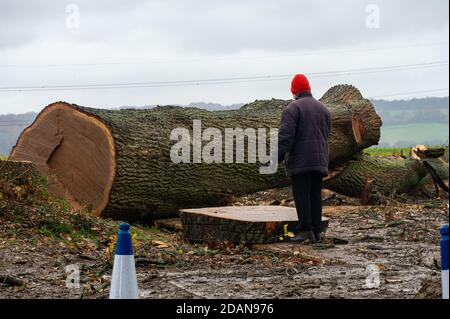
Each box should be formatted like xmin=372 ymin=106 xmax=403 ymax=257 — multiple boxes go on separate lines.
xmin=291 ymin=172 xmax=323 ymax=236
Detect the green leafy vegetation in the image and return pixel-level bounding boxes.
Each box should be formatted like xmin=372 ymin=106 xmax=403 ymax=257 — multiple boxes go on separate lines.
xmin=0 ymin=161 xmax=116 ymax=248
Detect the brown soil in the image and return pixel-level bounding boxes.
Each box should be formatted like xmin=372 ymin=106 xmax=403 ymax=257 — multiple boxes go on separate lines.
xmin=1 ymin=180 xmax=447 ymax=299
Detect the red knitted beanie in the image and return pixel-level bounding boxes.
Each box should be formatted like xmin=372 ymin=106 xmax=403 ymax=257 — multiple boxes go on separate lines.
xmin=290 ymin=74 xmax=311 ymax=95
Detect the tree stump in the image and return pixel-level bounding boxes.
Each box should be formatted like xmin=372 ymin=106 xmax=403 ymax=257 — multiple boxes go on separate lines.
xmin=179 ymin=205 xmax=329 ymax=244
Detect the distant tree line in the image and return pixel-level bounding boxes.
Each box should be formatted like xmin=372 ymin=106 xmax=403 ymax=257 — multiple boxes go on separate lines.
xmin=0 ymin=97 xmax=448 ymax=154
xmin=371 ymin=97 xmax=449 ymax=125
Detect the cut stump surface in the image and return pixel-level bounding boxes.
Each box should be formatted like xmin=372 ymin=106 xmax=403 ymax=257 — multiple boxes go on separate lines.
xmin=179 ymin=206 xmax=329 ymax=244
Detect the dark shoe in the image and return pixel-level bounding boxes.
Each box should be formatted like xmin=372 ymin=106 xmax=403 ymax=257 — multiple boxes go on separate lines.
xmin=290 ymin=230 xmax=316 ymax=244
xmin=314 ymin=233 xmax=322 ymax=243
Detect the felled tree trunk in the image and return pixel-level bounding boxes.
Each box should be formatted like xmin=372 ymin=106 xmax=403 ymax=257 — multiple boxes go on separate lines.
xmin=323 ymin=153 xmax=449 ymax=202
xmin=10 ymin=85 xmax=381 ymax=220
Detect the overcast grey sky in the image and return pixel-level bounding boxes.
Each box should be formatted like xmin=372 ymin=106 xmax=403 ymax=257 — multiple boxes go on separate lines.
xmin=0 ymin=0 xmax=448 ymax=114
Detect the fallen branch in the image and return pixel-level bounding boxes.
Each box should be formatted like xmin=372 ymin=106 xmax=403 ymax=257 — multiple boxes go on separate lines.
xmin=0 ymin=274 xmax=24 ymax=287
xmin=422 ymin=160 xmax=450 ymax=195
xmin=324 ymin=153 xmax=449 ymax=199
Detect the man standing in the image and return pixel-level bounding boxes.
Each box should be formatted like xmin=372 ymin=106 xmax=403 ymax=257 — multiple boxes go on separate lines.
xmin=278 ymin=74 xmax=331 ymax=244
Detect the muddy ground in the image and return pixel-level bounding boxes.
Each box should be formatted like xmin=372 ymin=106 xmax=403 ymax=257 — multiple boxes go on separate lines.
xmin=0 ymin=185 xmax=448 ymax=299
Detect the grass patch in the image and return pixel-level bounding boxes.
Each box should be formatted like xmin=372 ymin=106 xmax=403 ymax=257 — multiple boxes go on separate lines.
xmin=366 ymin=145 xmax=449 ymax=157
xmin=39 ymin=220 xmax=74 ymax=238
xmin=0 ymin=162 xmax=117 ymax=245
xmin=366 ymin=147 xmax=414 ymax=157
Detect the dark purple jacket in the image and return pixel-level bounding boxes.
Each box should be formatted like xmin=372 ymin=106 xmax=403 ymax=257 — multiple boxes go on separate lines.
xmin=278 ymin=92 xmax=331 ymax=177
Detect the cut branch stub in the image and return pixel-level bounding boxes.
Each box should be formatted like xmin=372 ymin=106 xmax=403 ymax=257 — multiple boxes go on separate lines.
xmin=351 ymin=114 xmax=365 ymax=145
xmin=413 ymin=145 xmax=447 ymax=159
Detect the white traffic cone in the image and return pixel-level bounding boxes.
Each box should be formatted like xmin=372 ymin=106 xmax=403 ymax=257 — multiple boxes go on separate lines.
xmin=441 ymin=224 xmax=449 ymax=300
xmin=109 ymin=223 xmax=139 ymax=299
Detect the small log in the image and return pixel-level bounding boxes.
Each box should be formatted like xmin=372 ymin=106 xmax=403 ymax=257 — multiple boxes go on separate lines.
xmin=155 ymin=218 xmax=183 ymax=231
xmin=0 ymin=274 xmax=24 ymax=287
xmin=179 ymin=205 xmax=329 ymax=244
xmin=412 ymin=145 xmax=446 ymax=159
xmin=422 ymin=160 xmax=450 ymax=194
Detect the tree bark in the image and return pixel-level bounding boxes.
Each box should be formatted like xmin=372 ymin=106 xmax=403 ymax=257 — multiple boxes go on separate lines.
xmin=10 ymin=85 xmax=382 ymax=220
xmin=179 ymin=206 xmax=329 ymax=244
xmin=323 ymin=153 xmax=449 ymax=201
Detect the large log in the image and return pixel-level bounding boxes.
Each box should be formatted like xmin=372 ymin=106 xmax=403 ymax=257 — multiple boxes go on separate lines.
xmin=323 ymin=153 xmax=449 ymax=201
xmin=9 ymin=85 xmax=382 ymax=220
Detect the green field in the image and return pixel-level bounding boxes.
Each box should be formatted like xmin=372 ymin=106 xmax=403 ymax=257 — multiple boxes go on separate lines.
xmin=379 ymin=123 xmax=449 ymax=147
xmin=366 ymin=146 xmax=449 ymax=157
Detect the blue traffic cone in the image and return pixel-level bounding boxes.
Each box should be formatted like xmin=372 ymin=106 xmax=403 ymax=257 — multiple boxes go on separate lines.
xmin=441 ymin=224 xmax=449 ymax=299
xmin=109 ymin=223 xmax=139 ymax=299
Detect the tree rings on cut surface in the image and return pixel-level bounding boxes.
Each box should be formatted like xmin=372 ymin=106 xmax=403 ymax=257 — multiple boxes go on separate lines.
xmin=10 ymin=102 xmax=116 ymax=216
xmin=351 ymin=114 xmax=365 ymax=145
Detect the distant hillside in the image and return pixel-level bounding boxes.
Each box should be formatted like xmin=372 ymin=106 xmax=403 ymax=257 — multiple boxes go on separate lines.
xmin=370 ymin=97 xmax=449 ymax=147
xmin=371 ymin=97 xmax=449 ymax=125
xmin=0 ymin=113 xmax=37 ymax=156
xmin=0 ymin=97 xmax=448 ymax=154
